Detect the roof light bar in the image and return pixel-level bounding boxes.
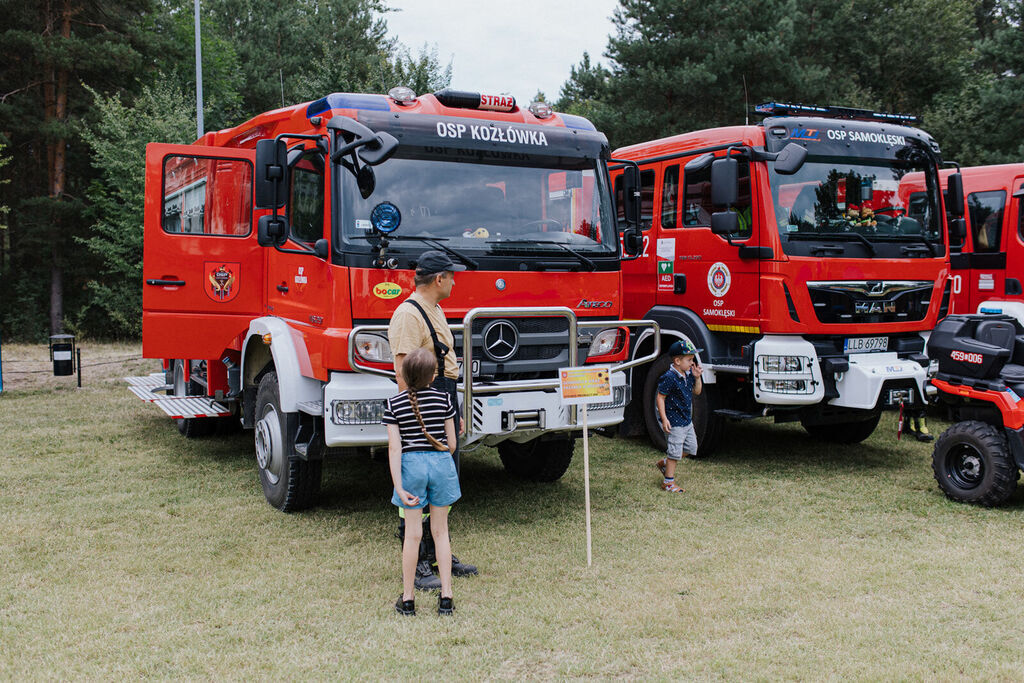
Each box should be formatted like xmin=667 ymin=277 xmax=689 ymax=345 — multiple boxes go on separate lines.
xmin=754 ymin=101 xmax=920 ymax=124
xmin=433 ymin=89 xmax=516 ymax=112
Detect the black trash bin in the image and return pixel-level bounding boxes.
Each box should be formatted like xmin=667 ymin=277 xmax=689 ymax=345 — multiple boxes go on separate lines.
xmin=49 ymin=334 xmax=76 ymax=376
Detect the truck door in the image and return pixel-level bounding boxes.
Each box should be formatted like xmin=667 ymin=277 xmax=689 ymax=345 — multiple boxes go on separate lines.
xmin=618 ymin=168 xmax=657 ymax=314
xmin=660 ymin=158 xmax=760 ymax=332
xmin=964 ymin=188 xmax=1008 ymax=311
xmin=142 ymin=143 xmax=263 ymax=360
xmin=1003 ymin=176 xmax=1024 ymax=304
xmin=265 ymin=145 xmax=333 ymax=330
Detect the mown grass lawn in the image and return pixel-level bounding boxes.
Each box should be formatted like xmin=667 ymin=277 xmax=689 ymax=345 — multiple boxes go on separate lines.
xmin=2 ymin=343 xmax=1024 ymax=678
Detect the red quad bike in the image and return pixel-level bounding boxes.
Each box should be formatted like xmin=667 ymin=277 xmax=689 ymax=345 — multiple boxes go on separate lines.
xmin=927 ymin=313 xmax=1024 ymax=506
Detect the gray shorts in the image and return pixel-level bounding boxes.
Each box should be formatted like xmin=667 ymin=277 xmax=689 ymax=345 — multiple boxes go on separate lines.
xmin=667 ymin=423 xmax=697 ymax=460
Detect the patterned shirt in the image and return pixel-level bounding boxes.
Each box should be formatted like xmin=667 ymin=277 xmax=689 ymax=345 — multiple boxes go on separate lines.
xmin=657 ymin=366 xmax=696 ymax=427
xmin=383 ymin=387 xmax=456 ymax=453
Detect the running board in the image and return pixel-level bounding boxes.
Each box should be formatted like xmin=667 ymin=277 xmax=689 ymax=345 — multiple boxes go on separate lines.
xmin=125 ymin=374 xmax=231 ymax=419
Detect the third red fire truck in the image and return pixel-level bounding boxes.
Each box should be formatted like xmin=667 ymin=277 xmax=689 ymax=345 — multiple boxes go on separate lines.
xmin=130 ymin=87 xmax=655 ymax=511
xmin=902 ymin=164 xmax=1024 ymax=320
xmin=612 ymin=102 xmax=964 ymax=454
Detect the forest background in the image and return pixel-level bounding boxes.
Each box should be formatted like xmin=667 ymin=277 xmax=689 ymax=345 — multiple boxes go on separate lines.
xmin=1 ymin=0 xmax=1022 ymax=341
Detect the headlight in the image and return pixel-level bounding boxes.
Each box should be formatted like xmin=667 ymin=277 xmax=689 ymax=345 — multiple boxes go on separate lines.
xmin=331 ymin=399 xmax=386 ymax=425
xmin=353 ymin=332 xmax=393 ymax=362
xmin=761 ymin=355 xmax=803 ymax=373
xmin=588 ymin=328 xmax=623 ymax=356
xmin=762 ymin=379 xmax=808 ymax=393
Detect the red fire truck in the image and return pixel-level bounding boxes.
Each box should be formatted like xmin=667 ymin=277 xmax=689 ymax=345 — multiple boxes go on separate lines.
xmin=129 ymin=87 xmax=655 ymax=511
xmin=902 ymin=164 xmax=1024 ymax=320
xmin=612 ymin=102 xmax=963 ymax=454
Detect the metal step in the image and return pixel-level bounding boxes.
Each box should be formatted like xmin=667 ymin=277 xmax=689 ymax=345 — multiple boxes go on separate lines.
xmin=125 ymin=373 xmax=170 ymax=402
xmin=297 ymin=400 xmax=323 ymax=416
xmin=151 ymin=396 xmax=231 ymax=419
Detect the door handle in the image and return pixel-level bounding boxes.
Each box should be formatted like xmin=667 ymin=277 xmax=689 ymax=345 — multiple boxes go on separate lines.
xmin=146 ymin=278 xmax=186 ymax=286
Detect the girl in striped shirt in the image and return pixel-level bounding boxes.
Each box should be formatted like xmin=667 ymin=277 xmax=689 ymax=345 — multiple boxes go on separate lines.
xmin=384 ymin=347 xmax=460 ymax=616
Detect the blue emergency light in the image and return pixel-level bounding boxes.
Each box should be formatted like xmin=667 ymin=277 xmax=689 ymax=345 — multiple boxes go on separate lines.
xmin=755 ymin=102 xmax=920 ymax=124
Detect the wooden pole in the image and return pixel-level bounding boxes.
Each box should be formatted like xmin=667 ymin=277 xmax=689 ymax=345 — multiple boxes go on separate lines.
xmin=583 ymin=403 xmax=592 ymax=567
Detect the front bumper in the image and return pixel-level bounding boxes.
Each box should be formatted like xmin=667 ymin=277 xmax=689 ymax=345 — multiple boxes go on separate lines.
xmin=321 ymin=370 xmax=630 ymax=448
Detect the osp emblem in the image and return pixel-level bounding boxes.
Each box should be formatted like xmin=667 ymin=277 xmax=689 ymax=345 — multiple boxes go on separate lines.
xmin=481 ymin=319 xmax=519 ymax=362
xmin=707 ymin=262 xmax=731 ymax=297
xmin=205 ymin=262 xmax=239 ymax=303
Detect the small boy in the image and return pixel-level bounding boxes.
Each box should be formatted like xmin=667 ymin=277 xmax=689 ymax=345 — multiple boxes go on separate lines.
xmin=655 ymin=339 xmax=703 ymax=492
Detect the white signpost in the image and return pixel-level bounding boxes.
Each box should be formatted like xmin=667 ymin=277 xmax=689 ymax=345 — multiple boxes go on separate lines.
xmin=558 ymin=365 xmax=612 ymax=566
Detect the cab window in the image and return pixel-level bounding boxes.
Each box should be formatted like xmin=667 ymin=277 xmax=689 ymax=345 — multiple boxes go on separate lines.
xmin=683 ymin=159 xmax=752 ymax=237
xmin=661 ymin=165 xmax=679 ymax=229
xmin=161 ymin=155 xmax=252 ymax=236
xmin=967 ymin=190 xmax=1005 ymax=253
xmin=289 ymin=150 xmax=325 ymax=243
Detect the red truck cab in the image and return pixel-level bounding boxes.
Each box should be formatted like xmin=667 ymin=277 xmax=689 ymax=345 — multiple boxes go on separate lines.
xmin=613 ymin=102 xmax=959 ymax=453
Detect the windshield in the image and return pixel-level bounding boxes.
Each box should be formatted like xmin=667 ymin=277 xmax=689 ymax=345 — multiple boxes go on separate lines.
xmin=338 ymin=146 xmax=617 ymax=262
xmin=769 ymin=155 xmax=942 ymax=258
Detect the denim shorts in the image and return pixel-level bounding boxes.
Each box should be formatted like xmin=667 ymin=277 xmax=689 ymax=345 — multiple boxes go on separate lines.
xmin=667 ymin=423 xmax=697 ymax=460
xmin=391 ymin=449 xmax=462 ymax=509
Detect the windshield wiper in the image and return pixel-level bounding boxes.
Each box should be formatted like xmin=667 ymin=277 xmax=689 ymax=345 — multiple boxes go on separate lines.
xmin=890 ymin=232 xmax=937 ymax=257
xmin=491 ymin=238 xmax=596 ymax=271
xmin=363 ymin=234 xmax=479 ymax=269
xmin=786 ymin=231 xmax=876 ymax=256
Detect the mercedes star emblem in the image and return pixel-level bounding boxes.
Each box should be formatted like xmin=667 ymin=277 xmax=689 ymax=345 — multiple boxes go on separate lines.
xmin=481 ymin=320 xmax=519 ymax=362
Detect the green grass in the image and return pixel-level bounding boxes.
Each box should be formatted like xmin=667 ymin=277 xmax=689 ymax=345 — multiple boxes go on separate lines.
xmin=3 ymin=343 xmax=1024 ymax=678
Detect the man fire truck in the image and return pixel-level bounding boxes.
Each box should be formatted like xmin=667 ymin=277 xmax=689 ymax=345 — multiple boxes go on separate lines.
xmin=902 ymin=164 xmax=1024 ymax=320
xmin=128 ymin=87 xmax=655 ymax=511
xmin=612 ymin=102 xmax=962 ymax=454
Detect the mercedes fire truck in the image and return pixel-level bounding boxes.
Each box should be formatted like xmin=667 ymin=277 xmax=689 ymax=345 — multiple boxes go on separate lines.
xmin=612 ymin=102 xmax=962 ymax=454
xmin=129 ymin=87 xmax=654 ymax=510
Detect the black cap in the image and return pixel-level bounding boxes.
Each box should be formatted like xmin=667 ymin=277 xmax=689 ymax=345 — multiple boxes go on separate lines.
xmin=415 ymin=250 xmax=467 ymax=275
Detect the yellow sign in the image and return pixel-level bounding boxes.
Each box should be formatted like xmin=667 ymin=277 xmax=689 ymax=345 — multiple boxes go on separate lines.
xmin=372 ymin=282 xmax=402 ymax=299
xmin=559 ymin=365 xmax=612 ymax=405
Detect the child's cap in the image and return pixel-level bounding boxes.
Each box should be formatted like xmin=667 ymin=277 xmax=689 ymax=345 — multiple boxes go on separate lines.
xmin=668 ymin=339 xmax=697 ymax=358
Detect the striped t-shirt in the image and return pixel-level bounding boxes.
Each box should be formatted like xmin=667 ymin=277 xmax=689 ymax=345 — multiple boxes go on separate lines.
xmin=382 ymin=387 xmax=456 ymax=453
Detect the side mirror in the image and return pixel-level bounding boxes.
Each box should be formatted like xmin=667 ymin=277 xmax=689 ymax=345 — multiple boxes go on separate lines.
xmin=949 ymin=216 xmax=966 ymax=245
xmin=255 ymin=139 xmax=288 ymax=209
xmin=357 ymin=131 xmax=399 ymax=166
xmin=314 ymin=238 xmax=330 ymax=259
xmin=621 ymin=165 xmax=641 ymax=229
xmin=711 ymin=211 xmax=739 ymax=236
xmin=684 ymin=153 xmax=714 ymax=174
xmin=773 ymin=142 xmax=807 ymax=175
xmin=622 ymin=230 xmax=642 ymax=256
xmin=711 ymin=157 xmax=738 ymax=207
xmin=257 ymin=214 xmax=288 ymax=247
xmin=947 ymin=172 xmax=965 ymax=217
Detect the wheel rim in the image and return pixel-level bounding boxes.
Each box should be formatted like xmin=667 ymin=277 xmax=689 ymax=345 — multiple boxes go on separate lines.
xmin=946 ymin=443 xmax=985 ymax=490
xmin=254 ymin=404 xmax=283 ymax=485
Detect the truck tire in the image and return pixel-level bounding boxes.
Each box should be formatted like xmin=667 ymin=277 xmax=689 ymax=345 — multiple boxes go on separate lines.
xmin=173 ymin=360 xmax=215 ymax=438
xmin=932 ymin=420 xmax=1017 ymax=506
xmin=254 ymin=372 xmax=322 ymax=511
xmin=801 ymin=412 xmax=880 ymax=444
xmin=642 ymin=353 xmax=723 ymax=458
xmin=498 ymin=436 xmax=575 ymax=482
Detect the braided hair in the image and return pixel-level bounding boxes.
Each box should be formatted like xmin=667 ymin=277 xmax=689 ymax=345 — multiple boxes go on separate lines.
xmin=401 ymin=347 xmax=448 ymax=451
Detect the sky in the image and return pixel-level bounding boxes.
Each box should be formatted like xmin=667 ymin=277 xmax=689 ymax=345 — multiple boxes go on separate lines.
xmin=382 ymin=0 xmax=619 ymax=105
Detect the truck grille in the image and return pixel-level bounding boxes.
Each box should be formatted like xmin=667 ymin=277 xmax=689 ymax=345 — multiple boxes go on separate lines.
xmin=806 ymin=280 xmax=933 ymax=324
xmin=454 ymin=316 xmax=588 ymax=380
